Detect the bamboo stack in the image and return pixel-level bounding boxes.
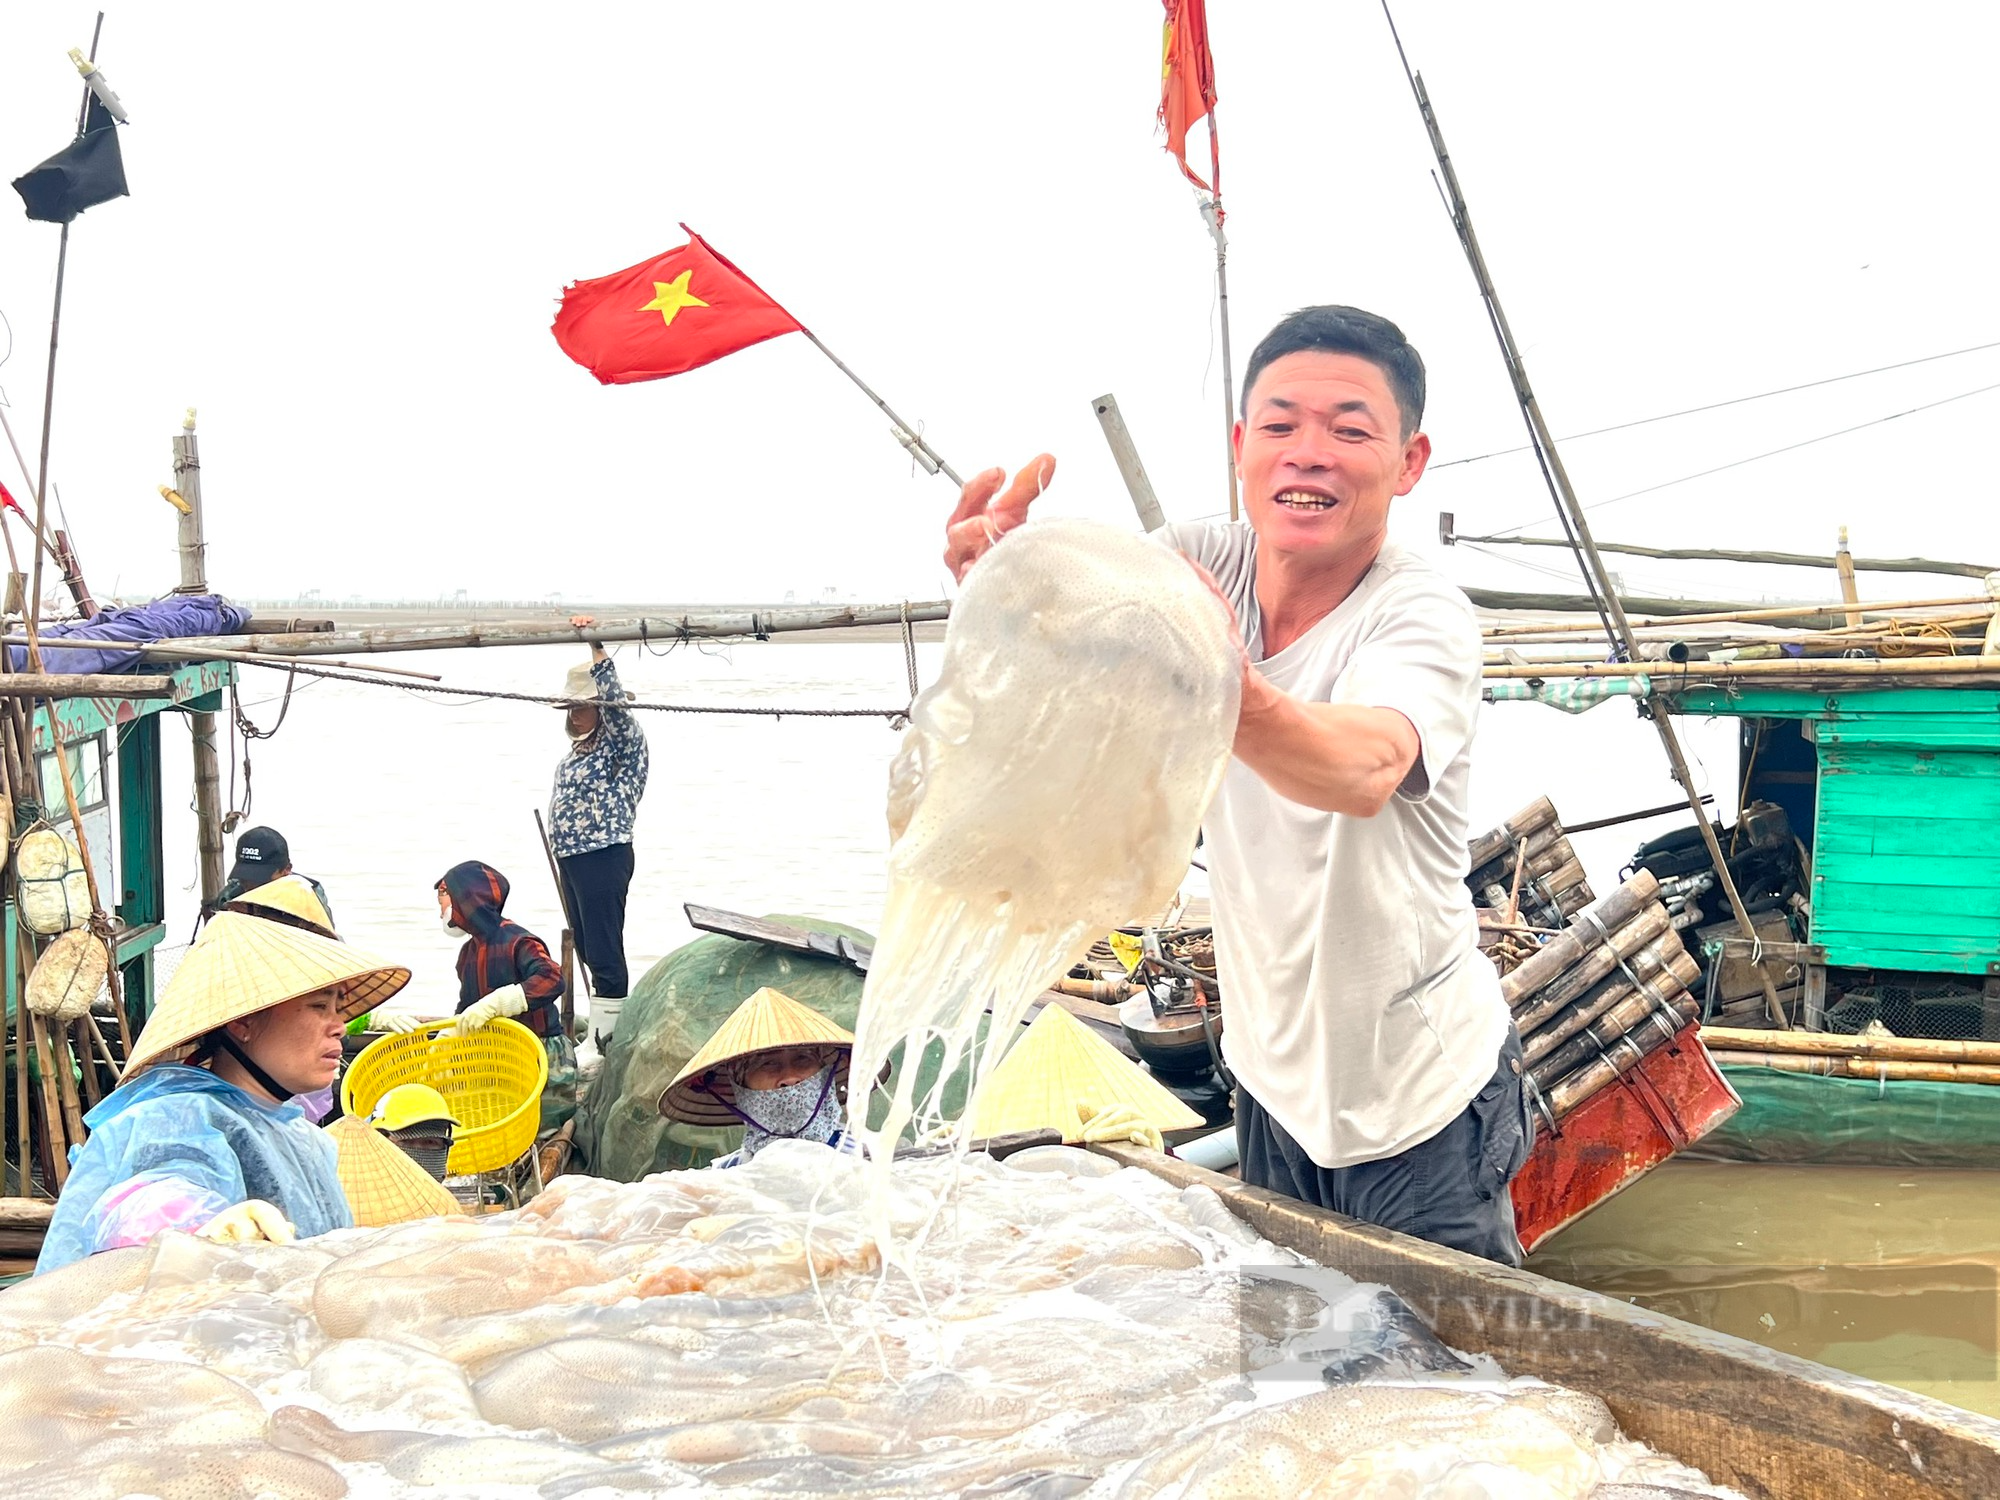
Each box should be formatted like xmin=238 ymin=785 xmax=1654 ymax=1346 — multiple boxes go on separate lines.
xmin=1467 ymin=797 xmax=1595 ymax=950
xmin=1498 ymin=871 xmax=1704 ymax=1123
xmin=1701 ymin=1026 xmax=2000 ymax=1086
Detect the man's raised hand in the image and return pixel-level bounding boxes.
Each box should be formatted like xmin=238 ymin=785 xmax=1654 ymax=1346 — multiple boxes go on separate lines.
xmin=943 ymin=454 xmax=1056 ymax=583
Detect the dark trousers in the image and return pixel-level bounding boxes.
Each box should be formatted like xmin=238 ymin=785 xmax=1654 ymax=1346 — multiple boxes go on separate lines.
xmin=557 ymin=842 xmax=635 ymax=999
xmin=1236 ymin=1029 xmax=1531 ymax=1267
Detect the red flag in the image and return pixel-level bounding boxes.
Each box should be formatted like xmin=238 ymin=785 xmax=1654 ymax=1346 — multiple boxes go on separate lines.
xmin=0 ymin=480 xmax=24 ymax=518
xmin=552 ymin=227 xmax=803 ymax=385
xmin=1160 ymin=0 xmax=1220 ymax=194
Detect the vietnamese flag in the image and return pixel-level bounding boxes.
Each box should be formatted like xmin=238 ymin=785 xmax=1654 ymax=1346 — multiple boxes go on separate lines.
xmin=1160 ymin=0 xmax=1220 ymax=194
xmin=552 ymin=227 xmax=803 ymax=384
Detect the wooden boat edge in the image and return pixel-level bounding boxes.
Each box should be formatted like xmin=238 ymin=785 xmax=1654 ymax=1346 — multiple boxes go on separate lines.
xmin=1100 ymin=1142 xmax=2000 ymax=1500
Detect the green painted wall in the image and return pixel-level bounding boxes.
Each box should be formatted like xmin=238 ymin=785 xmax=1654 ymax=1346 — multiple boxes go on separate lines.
xmin=1669 ymin=689 xmax=2000 ymax=977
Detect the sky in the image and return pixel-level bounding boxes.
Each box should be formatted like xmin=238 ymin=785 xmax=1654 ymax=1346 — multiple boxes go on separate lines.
xmin=0 ymin=2 xmax=1997 ymax=611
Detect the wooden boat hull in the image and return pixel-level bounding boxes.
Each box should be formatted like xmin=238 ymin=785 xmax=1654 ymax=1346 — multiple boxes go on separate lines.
xmin=1102 ymin=1143 xmax=2000 ymax=1499
xmin=1511 ymin=1036 xmax=1742 ymax=1252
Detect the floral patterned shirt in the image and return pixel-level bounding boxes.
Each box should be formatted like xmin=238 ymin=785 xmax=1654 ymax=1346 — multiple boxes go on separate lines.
xmin=549 ymin=656 xmax=649 ymax=858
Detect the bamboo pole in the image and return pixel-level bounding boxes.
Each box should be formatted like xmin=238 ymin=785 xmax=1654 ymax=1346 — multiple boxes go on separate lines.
xmin=1448 ymin=530 xmax=1997 ymax=580
xmin=1835 ymin=528 xmax=1862 ymax=630
xmin=172 ymin=418 xmax=227 ymax=908
xmin=1466 ymin=796 xmax=1558 ymax=871
xmin=1708 ymin=1051 xmax=2000 ymax=1086
xmin=1515 ymin=924 xmax=1689 ymax=1041
xmin=10 ymin=919 xmax=25 ymax=1195
xmin=3 ymin=638 xmax=445 ymax=682
xmin=165 ymin=601 xmax=955 ymax=661
xmin=1380 ymin=18 xmax=1788 ymax=1028
xmin=1511 ymin=904 xmax=1674 ymax=1028
xmin=29 ymin=1014 xmax=66 ymax=1188
xmin=1483 ymin=655 xmax=2000 ymax=683
xmin=1545 ymin=1001 xmax=1697 ymax=1118
xmin=0 ymin=674 xmax=170 ymax=698
xmin=1500 ymin=872 xmax=1661 ymax=1007
xmin=1523 ymin=948 xmax=1703 ymax=1069
xmin=1530 ymin=979 xmax=1699 ymax=1091
xmin=1699 ymin=1026 xmax=2000 ymax=1066
xmin=1482 ymin=593 xmax=1999 ymax=637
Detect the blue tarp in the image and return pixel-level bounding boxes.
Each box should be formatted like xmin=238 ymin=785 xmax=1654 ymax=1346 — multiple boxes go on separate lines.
xmin=9 ymin=593 xmax=249 ymax=674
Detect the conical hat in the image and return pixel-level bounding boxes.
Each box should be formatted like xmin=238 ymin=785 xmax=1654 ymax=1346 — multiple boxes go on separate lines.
xmin=227 ymin=875 xmax=335 ymax=938
xmin=326 ymin=1114 xmax=463 ymax=1227
xmin=660 ymin=986 xmax=857 ymax=1125
xmin=971 ymin=1003 xmax=1204 ymax=1143
xmin=125 ymin=912 xmax=410 ymax=1078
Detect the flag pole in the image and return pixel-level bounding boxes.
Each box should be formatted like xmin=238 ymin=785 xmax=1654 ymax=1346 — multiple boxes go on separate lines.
xmin=1201 ymin=195 xmax=1239 ymax=522
xmin=795 ymin=329 xmax=964 ymax=489
xmin=678 ymin=225 xmax=963 ymax=488
xmin=29 ymin=10 xmax=106 ymax=651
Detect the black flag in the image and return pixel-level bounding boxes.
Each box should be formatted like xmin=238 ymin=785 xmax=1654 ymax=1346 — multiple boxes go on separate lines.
xmin=12 ymin=96 xmax=127 ymax=224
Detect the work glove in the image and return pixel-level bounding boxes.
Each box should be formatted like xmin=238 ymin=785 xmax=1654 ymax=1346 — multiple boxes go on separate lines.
xmin=455 ymin=983 xmax=528 ymax=1035
xmin=1076 ymin=1103 xmax=1164 ymax=1153
xmin=375 ymin=1011 xmax=428 ymax=1035
xmin=197 ymin=1199 xmax=297 ymax=1246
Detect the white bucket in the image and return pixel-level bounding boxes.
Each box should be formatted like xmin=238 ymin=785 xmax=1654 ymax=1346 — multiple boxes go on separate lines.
xmin=589 ymin=994 xmax=624 ymax=1046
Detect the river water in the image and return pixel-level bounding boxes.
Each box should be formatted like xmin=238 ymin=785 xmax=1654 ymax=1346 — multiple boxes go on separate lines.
xmin=148 ymin=637 xmax=1995 ymax=1417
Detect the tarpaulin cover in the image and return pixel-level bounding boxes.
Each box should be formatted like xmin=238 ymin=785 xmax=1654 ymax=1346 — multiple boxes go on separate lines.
xmin=10 ymin=593 xmax=250 ymax=674
xmin=1685 ymin=1066 xmax=2000 ymax=1169
xmin=572 ymin=916 xmax=991 ymax=1180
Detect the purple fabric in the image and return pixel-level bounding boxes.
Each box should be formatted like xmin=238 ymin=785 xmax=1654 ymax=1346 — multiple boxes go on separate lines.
xmin=9 ymin=593 xmax=250 ymax=674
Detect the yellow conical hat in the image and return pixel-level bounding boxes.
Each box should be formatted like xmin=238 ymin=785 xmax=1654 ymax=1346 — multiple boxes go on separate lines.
xmin=971 ymin=1003 xmax=1203 ymax=1143
xmin=227 ymin=875 xmax=335 ymax=937
xmin=660 ymin=986 xmax=857 ymax=1125
xmin=125 ymin=912 xmax=410 ymax=1078
xmin=326 ymin=1114 xmax=464 ymax=1227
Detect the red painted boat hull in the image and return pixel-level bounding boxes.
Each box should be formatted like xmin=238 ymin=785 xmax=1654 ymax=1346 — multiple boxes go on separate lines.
xmin=1511 ymin=1038 xmax=1742 ymax=1254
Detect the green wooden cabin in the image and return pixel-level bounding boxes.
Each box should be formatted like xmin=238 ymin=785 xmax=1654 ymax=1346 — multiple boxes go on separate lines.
xmin=1660 ymin=684 xmax=2000 ymax=1167
xmin=1666 ymin=686 xmax=2000 ymax=987
xmin=4 ymin=661 xmax=235 ymax=1031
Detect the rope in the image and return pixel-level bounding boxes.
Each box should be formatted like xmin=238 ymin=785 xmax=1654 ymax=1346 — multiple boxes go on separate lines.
xmin=228 ymin=655 xmax=912 ymax=723
xmin=223 ymin=665 xmax=300 ymax=828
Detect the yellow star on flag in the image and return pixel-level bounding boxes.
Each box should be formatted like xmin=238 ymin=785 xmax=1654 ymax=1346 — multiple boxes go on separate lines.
xmin=640 ymin=271 xmax=709 ymax=327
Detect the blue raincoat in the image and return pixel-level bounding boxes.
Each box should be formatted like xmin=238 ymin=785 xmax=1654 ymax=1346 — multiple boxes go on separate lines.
xmin=36 ymin=1064 xmax=351 ymax=1275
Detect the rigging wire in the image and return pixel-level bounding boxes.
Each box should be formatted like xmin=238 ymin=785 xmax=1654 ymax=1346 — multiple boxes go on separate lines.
xmin=1433 ymin=336 xmax=2000 ymax=470
xmin=1484 ymin=377 xmax=2000 ymax=539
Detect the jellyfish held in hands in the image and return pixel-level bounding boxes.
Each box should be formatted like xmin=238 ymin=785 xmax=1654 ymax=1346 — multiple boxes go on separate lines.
xmin=849 ymin=517 xmax=1241 ymax=1195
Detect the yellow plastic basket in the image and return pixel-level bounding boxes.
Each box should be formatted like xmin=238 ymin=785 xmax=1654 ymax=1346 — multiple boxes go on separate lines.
xmin=342 ymin=1018 xmax=548 ymax=1176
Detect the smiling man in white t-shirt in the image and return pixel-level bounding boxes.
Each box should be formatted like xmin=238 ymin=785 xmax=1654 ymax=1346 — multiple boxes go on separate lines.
xmin=943 ymin=305 xmax=1529 ymax=1265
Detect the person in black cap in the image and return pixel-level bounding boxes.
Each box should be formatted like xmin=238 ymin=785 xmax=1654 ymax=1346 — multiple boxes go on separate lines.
xmin=215 ymin=826 xmax=335 ymax=927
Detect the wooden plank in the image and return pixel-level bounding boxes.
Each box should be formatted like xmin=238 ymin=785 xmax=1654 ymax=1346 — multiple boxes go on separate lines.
xmin=1811 ymin=901 xmax=2000 ymax=939
xmin=1816 ymin=818 xmax=1994 ymax=856
xmin=1819 ymin=774 xmax=2000 ymax=818
xmin=682 ymin=904 xmax=873 ymax=972
xmin=1814 ymin=935 xmax=1993 ymax=975
xmin=1100 ymin=1145 xmax=2000 ymax=1500
xmin=1816 ymin=724 xmax=2000 ymax=751
xmin=1815 ymin=862 xmax=2000 ymax=900
xmin=1820 ymin=750 xmax=2000 ymax=781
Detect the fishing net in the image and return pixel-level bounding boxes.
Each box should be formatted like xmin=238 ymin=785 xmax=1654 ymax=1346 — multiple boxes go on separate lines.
xmin=569 ymin=920 xmax=872 ymax=1179
xmin=847 ymin=518 xmax=1242 ymax=1229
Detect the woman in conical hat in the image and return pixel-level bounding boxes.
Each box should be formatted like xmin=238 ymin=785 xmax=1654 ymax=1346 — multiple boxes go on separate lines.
xmin=36 ymin=912 xmax=409 ymax=1275
xmin=661 ymin=987 xmax=865 ymax=1168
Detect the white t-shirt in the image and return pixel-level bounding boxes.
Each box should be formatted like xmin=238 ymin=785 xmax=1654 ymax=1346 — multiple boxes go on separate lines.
xmin=1160 ymin=521 xmax=1508 ymax=1169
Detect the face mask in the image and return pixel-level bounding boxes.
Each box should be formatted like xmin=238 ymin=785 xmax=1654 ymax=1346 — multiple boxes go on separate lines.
xmin=734 ymin=1066 xmax=841 ymax=1161
xmin=442 ymin=919 xmax=465 ymax=937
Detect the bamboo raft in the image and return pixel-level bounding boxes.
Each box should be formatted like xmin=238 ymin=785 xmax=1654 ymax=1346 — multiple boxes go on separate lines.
xmin=1106 ymin=1143 xmax=2000 ymax=1499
